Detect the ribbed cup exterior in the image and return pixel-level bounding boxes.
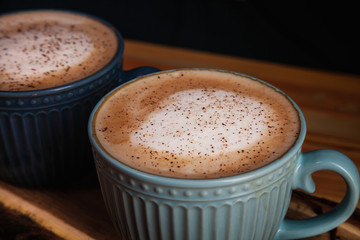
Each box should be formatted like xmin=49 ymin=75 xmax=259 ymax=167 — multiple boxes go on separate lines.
xmin=0 ymin=64 xmax=122 ymax=187
xmin=93 ymin=149 xmax=301 ymax=240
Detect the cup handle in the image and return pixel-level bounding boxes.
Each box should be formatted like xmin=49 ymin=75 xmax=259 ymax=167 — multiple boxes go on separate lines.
xmin=275 ymin=149 xmax=360 ymax=240
xmin=122 ymin=66 xmax=160 ymax=84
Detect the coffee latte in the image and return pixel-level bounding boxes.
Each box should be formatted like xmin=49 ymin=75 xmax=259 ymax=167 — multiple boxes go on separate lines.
xmin=0 ymin=10 xmax=118 ymax=91
xmin=94 ymin=69 xmax=300 ymax=178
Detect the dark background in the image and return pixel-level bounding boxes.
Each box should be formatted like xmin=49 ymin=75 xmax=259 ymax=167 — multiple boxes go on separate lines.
xmin=1 ymin=0 xmax=359 ymax=75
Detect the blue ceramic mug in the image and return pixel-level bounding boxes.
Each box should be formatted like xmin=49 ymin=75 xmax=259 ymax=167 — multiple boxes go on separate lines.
xmin=0 ymin=10 xmax=158 ymax=187
xmin=88 ymin=69 xmax=359 ymax=239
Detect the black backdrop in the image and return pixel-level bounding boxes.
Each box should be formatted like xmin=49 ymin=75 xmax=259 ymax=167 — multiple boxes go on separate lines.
xmin=1 ymin=0 xmax=359 ymax=75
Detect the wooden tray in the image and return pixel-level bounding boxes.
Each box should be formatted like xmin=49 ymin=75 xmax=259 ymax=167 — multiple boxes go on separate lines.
xmin=0 ymin=40 xmax=359 ymax=239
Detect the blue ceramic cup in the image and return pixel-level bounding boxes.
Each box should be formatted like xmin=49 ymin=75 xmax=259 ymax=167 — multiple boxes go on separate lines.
xmin=0 ymin=10 xmax=158 ymax=187
xmin=88 ymin=69 xmax=359 ymax=240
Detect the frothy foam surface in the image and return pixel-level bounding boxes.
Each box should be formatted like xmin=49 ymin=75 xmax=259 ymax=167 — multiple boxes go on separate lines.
xmin=0 ymin=10 xmax=118 ymax=91
xmin=95 ymin=70 xmax=300 ymax=178
xmin=132 ymin=89 xmax=270 ymax=155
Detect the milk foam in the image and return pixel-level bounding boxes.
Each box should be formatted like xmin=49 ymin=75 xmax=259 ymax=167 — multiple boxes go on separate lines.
xmin=1 ymin=26 xmax=93 ymax=75
xmin=95 ymin=70 xmax=300 ymax=178
xmin=131 ymin=89 xmax=271 ymax=156
xmin=0 ymin=10 xmax=118 ymax=91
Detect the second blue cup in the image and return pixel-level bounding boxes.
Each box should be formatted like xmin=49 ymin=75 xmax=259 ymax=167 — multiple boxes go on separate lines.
xmin=0 ymin=9 xmax=158 ymax=187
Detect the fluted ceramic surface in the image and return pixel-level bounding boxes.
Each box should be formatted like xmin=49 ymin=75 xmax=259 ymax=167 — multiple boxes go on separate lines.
xmin=94 ymin=149 xmax=300 ymax=240
xmin=90 ymin=68 xmax=360 ymax=240
xmin=0 ymin=64 xmax=122 ymax=187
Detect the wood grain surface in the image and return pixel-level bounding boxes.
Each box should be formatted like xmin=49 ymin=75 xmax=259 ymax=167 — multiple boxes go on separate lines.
xmin=0 ymin=39 xmax=359 ymax=240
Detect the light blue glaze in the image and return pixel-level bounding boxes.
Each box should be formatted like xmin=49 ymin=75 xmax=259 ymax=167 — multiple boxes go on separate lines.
xmin=275 ymin=149 xmax=360 ymax=239
xmin=89 ymin=68 xmax=360 ymax=239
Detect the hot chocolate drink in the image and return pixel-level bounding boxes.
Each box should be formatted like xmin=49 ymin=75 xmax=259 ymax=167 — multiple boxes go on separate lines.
xmin=0 ymin=10 xmax=118 ymax=91
xmin=94 ymin=69 xmax=300 ymax=178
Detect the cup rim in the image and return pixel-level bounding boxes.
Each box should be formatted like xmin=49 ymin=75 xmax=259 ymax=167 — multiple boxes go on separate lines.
xmin=0 ymin=9 xmax=124 ymax=97
xmin=88 ymin=68 xmax=307 ymax=187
